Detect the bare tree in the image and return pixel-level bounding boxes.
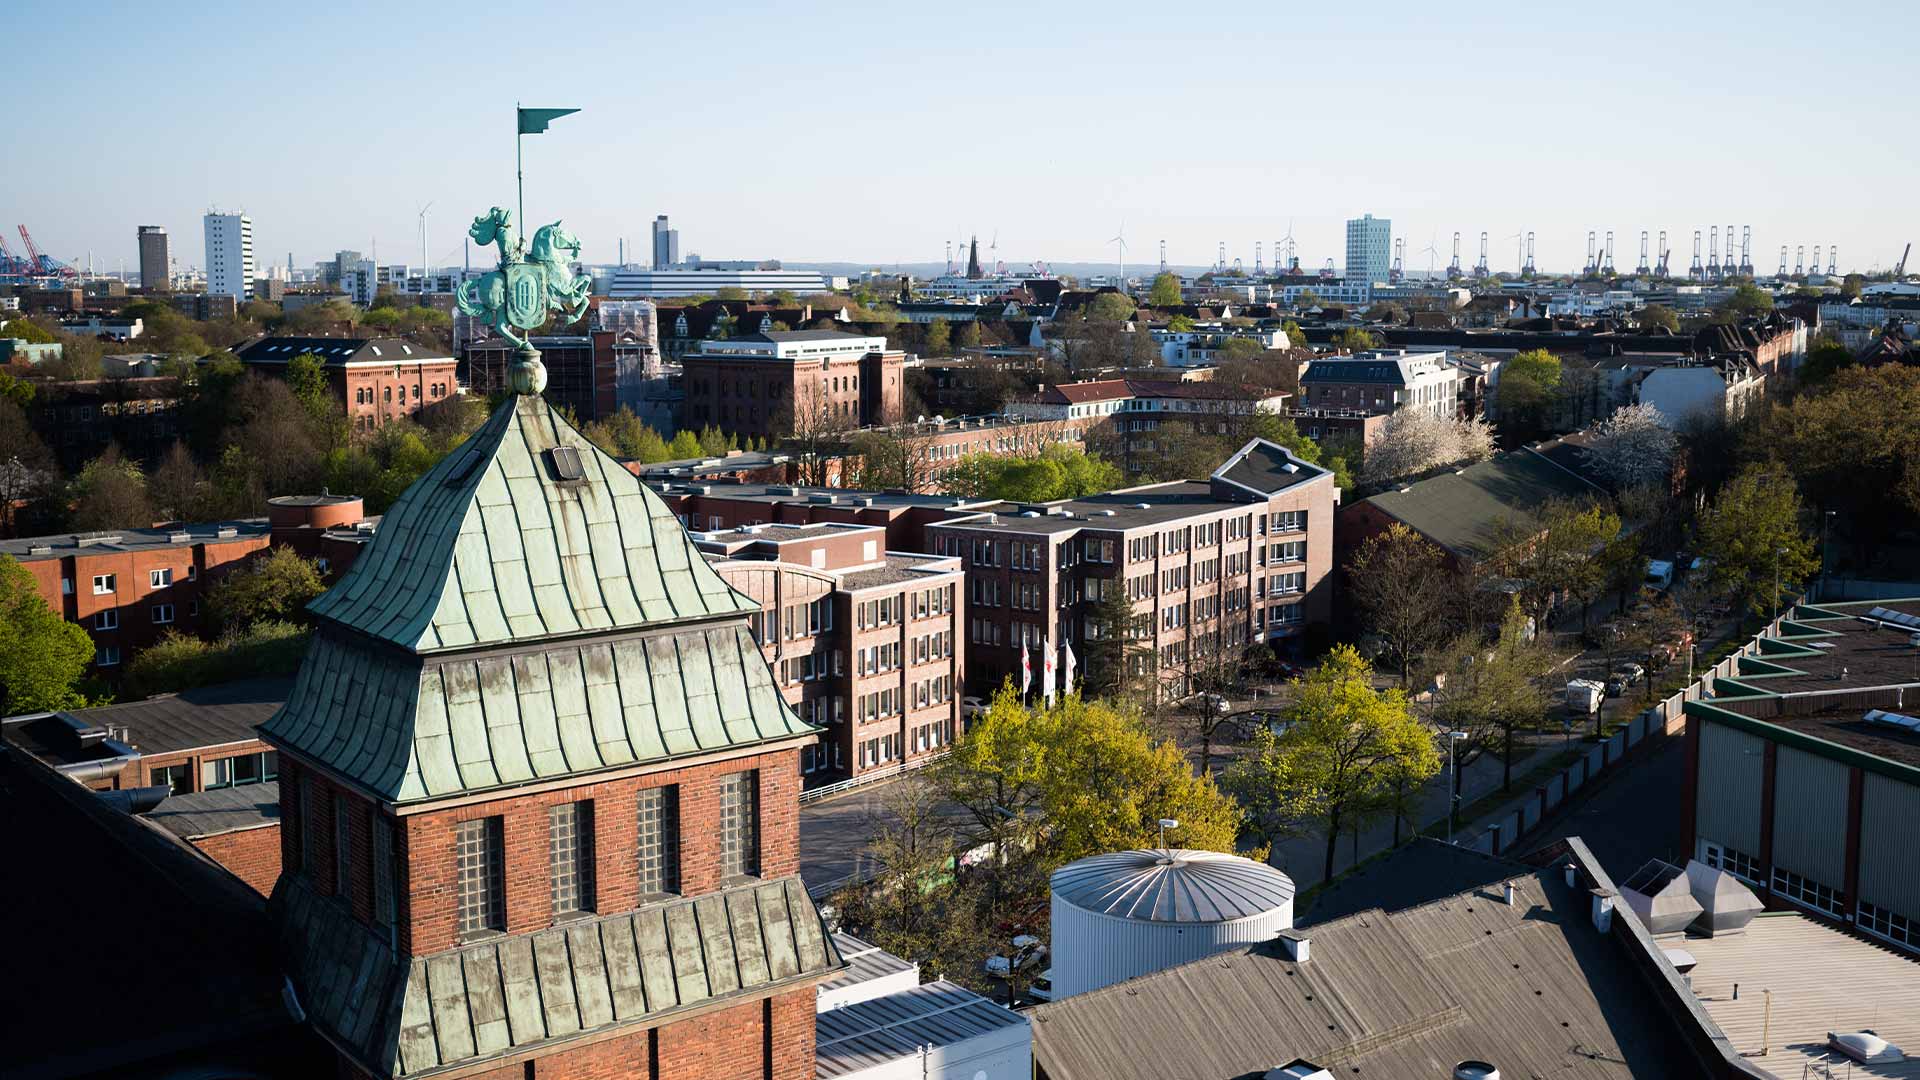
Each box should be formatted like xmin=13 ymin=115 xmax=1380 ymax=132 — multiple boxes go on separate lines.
xmin=774 ymin=390 xmax=855 ymax=488
xmin=1348 ymin=523 xmax=1457 ymax=686
xmin=0 ymin=402 xmax=56 ymax=538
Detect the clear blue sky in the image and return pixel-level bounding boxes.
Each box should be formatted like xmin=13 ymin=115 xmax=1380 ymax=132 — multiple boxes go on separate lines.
xmin=9 ymin=0 xmax=1917 ymax=277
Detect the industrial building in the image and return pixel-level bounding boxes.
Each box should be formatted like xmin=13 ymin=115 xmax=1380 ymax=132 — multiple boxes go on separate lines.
xmin=1682 ymin=597 xmax=1920 ymax=955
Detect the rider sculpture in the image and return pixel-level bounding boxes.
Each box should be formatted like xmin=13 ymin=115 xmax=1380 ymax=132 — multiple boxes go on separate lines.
xmin=454 ymin=206 xmax=591 ymax=394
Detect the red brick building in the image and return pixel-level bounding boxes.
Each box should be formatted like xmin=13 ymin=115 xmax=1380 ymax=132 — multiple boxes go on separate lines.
xmin=260 ymin=389 xmax=841 ymax=1079
xmin=682 ymin=330 xmax=905 ymax=440
xmin=697 ymin=522 xmax=963 ymax=784
xmin=235 ymin=335 xmax=459 ymax=433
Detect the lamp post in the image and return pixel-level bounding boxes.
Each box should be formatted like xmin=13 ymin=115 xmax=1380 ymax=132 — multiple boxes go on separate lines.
xmin=1446 ymin=731 xmax=1468 ymax=843
xmin=1820 ymin=510 xmax=1836 ymax=600
xmin=1773 ymin=546 xmax=1788 ymax=625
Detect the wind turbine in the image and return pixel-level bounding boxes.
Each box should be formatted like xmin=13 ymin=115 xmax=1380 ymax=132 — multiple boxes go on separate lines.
xmin=1421 ymin=231 xmax=1440 ymax=278
xmin=1110 ymin=223 xmax=1128 ymax=288
xmin=417 ymin=201 xmax=434 ymax=291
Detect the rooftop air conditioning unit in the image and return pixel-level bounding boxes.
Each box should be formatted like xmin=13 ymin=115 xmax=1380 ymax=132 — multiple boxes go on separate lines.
xmin=216 ymin=527 xmax=238 ymax=538
xmin=169 ymin=531 xmax=191 ymax=543
xmin=27 ymin=544 xmax=52 ymax=556
xmin=1828 ymin=1031 xmax=1904 ymax=1065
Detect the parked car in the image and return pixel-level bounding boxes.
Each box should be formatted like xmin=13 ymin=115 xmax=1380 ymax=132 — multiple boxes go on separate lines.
xmin=1616 ymin=663 xmax=1645 ymax=685
xmin=1027 ymin=968 xmax=1055 ymax=1003
xmin=1567 ymin=679 xmax=1606 ymax=717
xmin=1605 ymin=674 xmax=1627 ymax=698
xmin=983 ymin=936 xmax=1047 ymax=977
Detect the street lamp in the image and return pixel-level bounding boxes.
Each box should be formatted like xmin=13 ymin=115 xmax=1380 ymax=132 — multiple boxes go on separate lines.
xmin=1446 ymin=731 xmax=1469 ymax=843
xmin=1773 ymin=546 xmax=1788 ymax=625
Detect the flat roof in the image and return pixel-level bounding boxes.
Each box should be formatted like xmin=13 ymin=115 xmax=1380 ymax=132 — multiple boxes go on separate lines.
xmin=816 ymin=980 xmax=1027 ymax=1080
xmin=933 ymin=482 xmax=1258 ymax=535
xmin=649 ymin=480 xmax=986 ymax=512
xmin=60 ymin=677 xmax=291 ymax=756
xmin=819 ymin=932 xmax=917 ymax=995
xmin=1710 ymin=698 xmax=1920 ymax=767
xmin=0 ymin=519 xmax=270 ymax=561
xmin=1729 ymin=613 xmax=1920 ymax=696
xmin=837 ymin=553 xmax=963 ymax=591
xmin=146 ymin=779 xmax=281 ymax=839
xmin=1682 ymin=913 xmax=1920 ymax=1077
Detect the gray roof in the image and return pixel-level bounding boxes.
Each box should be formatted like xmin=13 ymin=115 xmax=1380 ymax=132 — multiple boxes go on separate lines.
xmin=748 ymin=329 xmax=872 ymax=343
xmin=278 ymin=873 xmax=842 ymax=1079
xmin=935 ymin=481 xmax=1270 ymax=537
xmin=236 ymin=335 xmax=450 ymax=366
xmin=1213 ymin=437 xmax=1332 ymax=498
xmin=1050 ymin=848 xmax=1296 ymax=923
xmin=61 ymin=677 xmax=291 ymax=756
xmin=836 ymin=554 xmax=962 ymax=592
xmin=264 ymin=394 xmax=812 ymax=805
xmin=815 ymin=980 xmax=1027 ymax=1080
xmin=0 ymin=519 xmax=269 ymax=562
xmin=146 ymin=780 xmax=281 ymax=839
xmin=1299 ymin=356 xmax=1418 ymax=385
xmin=309 ymin=395 xmax=758 ymax=654
xmin=1030 ymin=865 xmax=1700 ymax=1080
xmin=820 ymin=932 xmax=918 ymax=994
xmin=263 ymin=621 xmax=809 ymax=804
xmin=1358 ymin=450 xmax=1604 ymax=559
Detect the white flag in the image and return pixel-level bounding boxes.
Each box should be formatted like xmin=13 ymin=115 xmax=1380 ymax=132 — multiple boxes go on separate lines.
xmin=1043 ymin=636 xmax=1057 ymax=706
xmin=1020 ymin=640 xmax=1031 ymax=696
xmin=1062 ymin=641 xmax=1077 ymax=698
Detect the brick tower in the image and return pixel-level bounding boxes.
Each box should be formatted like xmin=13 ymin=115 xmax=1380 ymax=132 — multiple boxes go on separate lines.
xmin=260 ymin=390 xmax=841 ymax=1079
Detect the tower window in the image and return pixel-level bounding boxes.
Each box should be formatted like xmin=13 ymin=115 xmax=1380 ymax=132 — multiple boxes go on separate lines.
xmin=636 ymin=786 xmax=681 ymax=897
xmin=718 ymin=772 xmax=759 ymax=880
xmin=549 ymin=801 xmax=596 ymax=915
xmin=455 ymin=817 xmax=505 ymax=935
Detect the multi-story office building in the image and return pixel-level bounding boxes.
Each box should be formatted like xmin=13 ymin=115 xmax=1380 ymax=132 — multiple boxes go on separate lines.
xmin=203 ymin=212 xmax=254 ymax=303
xmin=925 ymin=438 xmax=1338 ymax=698
xmin=1345 ymin=213 xmax=1391 ymax=286
xmin=137 ymin=225 xmax=169 ymax=292
xmin=235 ymin=335 xmax=458 ymax=432
xmin=652 ymin=213 xmax=680 ymax=268
xmin=606 ymin=260 xmax=833 ymax=299
xmin=682 ymin=330 xmax=906 ymax=439
xmin=697 ymin=522 xmax=963 ymax=784
xmin=1297 ymin=348 xmax=1468 ymax=420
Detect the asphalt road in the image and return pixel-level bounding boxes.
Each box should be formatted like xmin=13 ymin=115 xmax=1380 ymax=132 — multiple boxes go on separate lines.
xmin=1517 ymin=732 xmax=1688 ymax=881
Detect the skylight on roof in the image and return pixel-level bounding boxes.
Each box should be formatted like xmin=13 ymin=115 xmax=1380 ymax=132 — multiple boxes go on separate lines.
xmin=1865 ymin=606 xmax=1920 ymax=630
xmin=547 ymin=446 xmax=587 ymax=482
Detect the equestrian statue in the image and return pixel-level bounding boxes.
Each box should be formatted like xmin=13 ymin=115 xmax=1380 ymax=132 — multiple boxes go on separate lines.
xmin=454 ymin=206 xmax=591 ymax=394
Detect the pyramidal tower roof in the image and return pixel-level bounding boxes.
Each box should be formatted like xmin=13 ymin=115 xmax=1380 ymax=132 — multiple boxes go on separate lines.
xmin=262 ymin=394 xmax=812 ymax=805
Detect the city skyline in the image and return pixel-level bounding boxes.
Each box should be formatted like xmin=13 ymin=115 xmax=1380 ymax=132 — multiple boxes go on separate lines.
xmin=7 ymin=1 xmax=1918 ymax=277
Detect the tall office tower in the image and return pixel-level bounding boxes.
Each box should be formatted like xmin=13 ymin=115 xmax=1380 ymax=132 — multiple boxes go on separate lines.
xmin=204 ymin=212 xmax=255 ymax=302
xmin=137 ymin=225 xmax=171 ymax=292
xmin=1345 ymin=213 xmax=1392 ymax=285
xmin=651 ymin=214 xmax=680 ymax=269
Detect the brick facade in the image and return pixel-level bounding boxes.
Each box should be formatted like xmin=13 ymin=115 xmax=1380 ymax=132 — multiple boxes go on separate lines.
xmin=190 ymin=823 xmax=283 ymax=896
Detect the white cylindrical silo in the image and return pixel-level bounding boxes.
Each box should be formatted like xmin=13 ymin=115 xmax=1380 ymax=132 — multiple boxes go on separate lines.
xmin=1049 ymin=847 xmax=1296 ymax=998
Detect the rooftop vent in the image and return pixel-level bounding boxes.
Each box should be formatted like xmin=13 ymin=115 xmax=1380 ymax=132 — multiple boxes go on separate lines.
xmin=854 ymin=497 xmax=875 ymax=508
xmin=1264 ymin=1062 xmax=1334 ymax=1080
xmin=1096 ymin=509 xmax=1116 ymax=517
xmin=1864 ymin=709 xmax=1920 ymax=734
xmin=1453 ymin=1063 xmax=1501 ymax=1080
xmin=216 ymin=526 xmax=238 ymax=539
xmin=1829 ymin=1031 xmax=1904 ymax=1065
xmin=168 ymin=531 xmax=191 ymax=543
xmin=546 ymin=445 xmax=587 ymax=482
xmin=26 ymin=544 xmax=52 ymax=556
xmin=1134 ymin=503 xmax=1151 ymax=510
xmin=76 ymin=533 xmax=123 ymax=547
xmin=1276 ymin=928 xmax=1310 ymax=963
xmin=1021 ymin=511 xmax=1041 ymax=518
xmin=808 ymin=493 xmax=839 ymax=505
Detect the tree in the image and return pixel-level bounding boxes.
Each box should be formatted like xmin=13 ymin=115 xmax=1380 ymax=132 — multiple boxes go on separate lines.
xmin=0 ymin=555 xmax=97 ymax=713
xmin=124 ymin=620 xmax=308 ymax=700
xmin=1635 ymin=305 xmax=1680 ymax=333
xmin=0 ymin=400 xmax=55 ymax=538
xmin=1364 ymin=301 xmax=1408 ymax=324
xmin=850 ymin=427 xmax=939 ymax=493
xmin=1359 ymin=411 xmax=1494 ymax=488
xmin=937 ymin=685 xmax=1242 ymax=871
xmin=953 ymin=321 xmax=981 ymax=352
xmin=1348 ymin=524 xmax=1456 ymax=686
xmin=4 ymin=317 xmax=58 ymax=343
xmin=1170 ymin=638 xmax=1257 ymax=776
xmin=1147 ymin=272 xmax=1183 ymax=307
xmin=923 ymin=318 xmax=952 ymax=356
xmin=1420 ymin=599 xmax=1551 ymax=794
xmin=1694 ymin=465 xmax=1818 ymax=620
xmin=1491 ymin=498 xmax=1620 ymax=628
xmin=284 ymin=352 xmax=334 ymax=420
xmin=1496 ymin=348 xmax=1562 ymax=438
xmin=1222 ymin=646 xmax=1440 ymax=882
xmin=943 ymin=444 xmax=1122 ymax=502
xmin=1217 ymin=337 xmax=1262 ymax=363
xmin=1713 ymin=283 xmax=1774 ymax=322
xmin=1084 ymin=292 xmax=1137 ymax=322
xmin=42 ymin=335 xmax=106 ymax=381
xmin=1082 ymin=582 xmax=1150 ymax=702
xmin=148 ymin=441 xmax=210 ymax=522
xmin=1798 ymin=334 xmax=1855 ymax=385
xmin=1333 ymin=327 xmax=1377 ymax=351
xmin=1581 ymin=403 xmax=1678 ymax=491
xmin=582 ymin=408 xmax=673 ymax=462
xmin=1281 ymin=320 xmax=1307 ymax=348
xmin=68 ymin=446 xmax=154 ymax=531
xmin=206 ymin=547 xmax=326 ymax=633
xmin=1293 ymin=289 xmax=1323 ymax=310
xmin=1166 ymin=314 xmax=1196 ymax=332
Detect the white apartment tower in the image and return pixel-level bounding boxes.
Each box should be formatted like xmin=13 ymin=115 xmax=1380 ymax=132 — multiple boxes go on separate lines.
xmin=204 ymin=212 xmax=255 ymax=302
xmin=1345 ymin=213 xmax=1391 ymax=286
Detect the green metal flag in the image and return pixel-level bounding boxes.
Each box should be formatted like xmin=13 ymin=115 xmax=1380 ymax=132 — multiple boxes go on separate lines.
xmin=517 ymin=107 xmax=579 ymax=134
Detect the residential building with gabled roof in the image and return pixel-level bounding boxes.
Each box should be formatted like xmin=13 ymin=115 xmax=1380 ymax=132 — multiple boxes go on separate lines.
xmin=236 ymin=335 xmax=459 ymax=433
xmin=260 ymin=388 xmax=842 ymax=1079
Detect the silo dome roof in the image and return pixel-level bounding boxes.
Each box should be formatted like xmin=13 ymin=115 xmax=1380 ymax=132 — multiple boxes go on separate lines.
xmin=1050 ymin=848 xmax=1295 ymax=923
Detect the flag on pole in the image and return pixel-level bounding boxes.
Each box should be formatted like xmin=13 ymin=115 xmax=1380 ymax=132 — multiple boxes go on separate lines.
xmin=517 ymin=107 xmax=580 ymax=134
xmin=1043 ymin=636 xmax=1057 ymax=706
xmin=1062 ymin=641 xmax=1077 ymax=698
xmin=1020 ymin=640 xmax=1032 ymax=696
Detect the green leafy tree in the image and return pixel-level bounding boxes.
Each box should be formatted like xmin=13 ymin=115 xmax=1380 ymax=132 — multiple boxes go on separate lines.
xmin=1293 ymin=289 xmax=1322 ymax=309
xmin=1147 ymin=272 xmax=1184 ymax=307
xmin=124 ymin=620 xmax=309 ymax=700
xmin=0 ymin=555 xmax=97 ymax=712
xmin=1420 ymin=598 xmax=1552 ymax=792
xmin=206 ymin=547 xmax=326 ymax=633
xmin=4 ymin=317 xmax=59 ymax=343
xmin=1085 ymin=292 xmax=1137 ymax=322
xmin=666 ymin=430 xmax=704 ymax=458
xmin=1636 ymin=304 xmax=1680 ymax=333
xmin=716 ymin=287 xmax=749 ymax=301
xmin=1222 ymin=646 xmax=1440 ymax=882
xmin=953 ymin=321 xmax=981 ymax=351
xmin=68 ymin=446 xmax=154 ymax=531
xmin=1496 ymin=348 xmax=1563 ymax=438
xmin=1695 ymin=465 xmax=1819 ymax=619
xmin=1491 ymin=497 xmax=1620 ymax=628
xmin=1333 ymin=327 xmax=1377 ymax=351
xmin=1082 ymin=582 xmax=1150 ymax=702
xmin=924 ymin=318 xmax=952 ymax=356
xmin=943 ymin=445 xmax=1121 ymax=502
xmin=1713 ymin=282 xmax=1775 ymax=322
xmin=1281 ymin=319 xmax=1307 ymax=348
xmin=1166 ymin=314 xmax=1195 ymax=332
xmin=1797 ymin=334 xmax=1854 ymax=384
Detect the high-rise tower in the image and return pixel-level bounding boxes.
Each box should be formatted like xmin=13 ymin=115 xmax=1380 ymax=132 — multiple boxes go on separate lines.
xmin=137 ymin=225 xmax=170 ymax=292
xmin=204 ymin=212 xmax=254 ymax=302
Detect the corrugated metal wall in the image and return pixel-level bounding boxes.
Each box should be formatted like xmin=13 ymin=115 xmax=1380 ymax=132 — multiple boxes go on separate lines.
xmin=1695 ymin=722 xmax=1764 ymax=855
xmin=1859 ymin=773 xmax=1920 ymax=919
xmin=1049 ymin=897 xmax=1294 ymax=999
xmin=1769 ymin=747 xmax=1849 ymax=887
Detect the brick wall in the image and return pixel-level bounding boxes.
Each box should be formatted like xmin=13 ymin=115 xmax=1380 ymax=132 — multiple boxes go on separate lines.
xmin=190 ymin=823 xmax=282 ymax=896
xmin=394 ymin=748 xmax=801 ymax=955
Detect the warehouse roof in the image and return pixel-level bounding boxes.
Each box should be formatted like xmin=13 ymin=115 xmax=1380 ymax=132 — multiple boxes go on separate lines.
xmin=816 ymin=980 xmax=1027 ymax=1080
xmin=0 ymin=518 xmax=269 ymax=561
xmin=1356 ymin=450 xmax=1605 ymax=559
xmin=54 ymin=676 xmax=289 ymax=757
xmin=145 ymin=780 xmax=281 ymax=840
xmin=1029 ymin=857 xmax=1699 ymax=1080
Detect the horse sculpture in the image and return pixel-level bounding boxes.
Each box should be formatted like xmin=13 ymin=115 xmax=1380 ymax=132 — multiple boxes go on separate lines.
xmin=455 ymin=207 xmax=591 ymax=362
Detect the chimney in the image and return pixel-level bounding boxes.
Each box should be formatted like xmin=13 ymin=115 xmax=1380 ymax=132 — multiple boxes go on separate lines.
xmin=1590 ymin=887 xmax=1616 ymax=933
xmin=1564 ymin=862 xmax=1577 ymax=889
xmin=1503 ymin=881 xmax=1518 ymax=907
xmin=1277 ymin=928 xmax=1310 ymax=963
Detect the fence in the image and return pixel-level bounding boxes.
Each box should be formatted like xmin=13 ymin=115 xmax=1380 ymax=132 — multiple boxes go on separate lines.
xmin=1457 ymin=612 xmax=1783 ymax=858
xmin=798 ymin=749 xmax=949 ymax=805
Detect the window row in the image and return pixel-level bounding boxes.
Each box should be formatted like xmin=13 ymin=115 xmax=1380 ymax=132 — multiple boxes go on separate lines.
xmin=910 ymin=674 xmax=955 ymax=710
xmin=780 ymin=649 xmax=840 ymax=684
xmin=857 ymin=641 xmax=901 ymax=676
xmin=912 ymin=630 xmax=953 ymax=664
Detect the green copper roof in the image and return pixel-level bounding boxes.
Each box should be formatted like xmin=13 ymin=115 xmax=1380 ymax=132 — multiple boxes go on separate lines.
xmin=263 ymin=393 xmax=812 ymax=804
xmin=309 ymin=394 xmax=757 ymax=653
xmin=277 ymin=873 xmax=843 ymax=1078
